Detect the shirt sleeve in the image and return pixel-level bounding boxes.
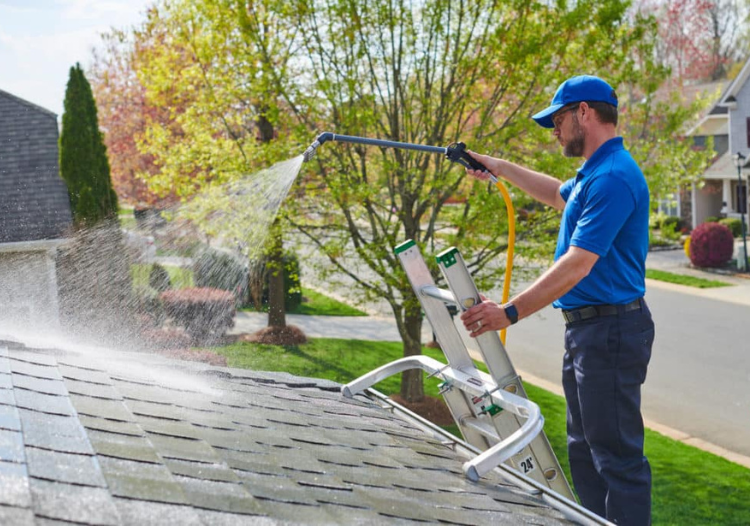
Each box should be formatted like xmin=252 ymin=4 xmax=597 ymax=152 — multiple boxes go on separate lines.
xmin=559 ymin=178 xmax=575 ymax=202
xmin=569 ymin=175 xmax=635 ymax=257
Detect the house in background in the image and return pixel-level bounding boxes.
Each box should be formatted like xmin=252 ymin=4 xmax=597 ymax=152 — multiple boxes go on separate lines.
xmin=0 ymin=88 xmax=72 ymax=329
xmin=681 ymin=61 xmax=750 ymax=230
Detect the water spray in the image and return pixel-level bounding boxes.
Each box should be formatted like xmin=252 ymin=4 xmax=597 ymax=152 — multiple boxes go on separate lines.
xmin=302 ymin=132 xmax=515 ymax=344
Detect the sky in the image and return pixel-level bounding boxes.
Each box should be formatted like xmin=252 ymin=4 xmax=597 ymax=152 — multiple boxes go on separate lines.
xmin=0 ymin=0 xmax=152 ymax=117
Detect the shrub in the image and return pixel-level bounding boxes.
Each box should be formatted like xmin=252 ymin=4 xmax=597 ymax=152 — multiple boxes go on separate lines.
xmin=719 ymin=217 xmax=743 ymax=238
xmin=660 ymin=215 xmax=683 ymax=233
xmin=689 ymin=222 xmax=734 ymax=268
xmin=704 ymin=216 xmax=719 ymax=224
xmin=193 ymin=249 xmax=248 ymax=304
xmin=160 ymin=287 xmax=235 ymax=344
xmin=247 ymin=253 xmax=302 ymax=311
xmin=149 ymin=263 xmax=172 ymax=292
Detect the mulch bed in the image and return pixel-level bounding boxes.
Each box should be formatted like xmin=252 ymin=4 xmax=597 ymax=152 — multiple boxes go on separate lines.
xmin=235 ymin=325 xmax=307 ymax=345
xmin=389 ymin=394 xmax=454 ymax=426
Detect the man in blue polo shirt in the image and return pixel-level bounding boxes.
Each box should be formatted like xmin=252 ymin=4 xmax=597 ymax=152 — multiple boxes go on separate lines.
xmin=460 ymin=75 xmax=655 ymax=525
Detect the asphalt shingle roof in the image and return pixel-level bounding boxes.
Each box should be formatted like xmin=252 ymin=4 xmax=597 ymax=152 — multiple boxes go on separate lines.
xmin=0 ymin=339 xmax=585 ymax=525
xmin=0 ymin=89 xmax=72 ymax=243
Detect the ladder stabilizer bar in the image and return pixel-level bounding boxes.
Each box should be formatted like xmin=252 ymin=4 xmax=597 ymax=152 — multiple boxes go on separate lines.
xmin=342 ymin=355 xmax=543 ymax=481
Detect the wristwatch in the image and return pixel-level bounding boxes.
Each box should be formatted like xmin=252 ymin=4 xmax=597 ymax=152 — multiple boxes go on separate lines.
xmin=503 ymin=303 xmax=519 ymax=325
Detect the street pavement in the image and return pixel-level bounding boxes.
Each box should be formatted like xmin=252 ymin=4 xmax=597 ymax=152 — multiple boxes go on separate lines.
xmin=230 ymin=247 xmax=750 ymax=468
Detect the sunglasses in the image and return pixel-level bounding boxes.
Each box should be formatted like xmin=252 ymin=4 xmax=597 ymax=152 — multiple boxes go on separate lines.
xmin=552 ymin=104 xmax=580 ymax=129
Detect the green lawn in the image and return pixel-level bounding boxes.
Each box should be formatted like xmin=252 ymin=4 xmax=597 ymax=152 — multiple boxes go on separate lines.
xmin=131 ymin=264 xmax=194 ymax=289
xmin=211 ymin=338 xmax=750 ymax=525
xmin=241 ymin=287 xmax=368 ymax=316
xmin=292 ymin=288 xmax=368 ymax=316
xmin=646 ymin=269 xmax=732 ymax=288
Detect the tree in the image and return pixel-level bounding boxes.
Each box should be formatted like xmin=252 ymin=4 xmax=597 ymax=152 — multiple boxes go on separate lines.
xmin=60 ymin=63 xmax=119 ymax=225
xmin=635 ymin=0 xmax=747 ymax=84
xmin=90 ymin=28 xmax=174 ymax=208
xmin=99 ymin=0 xmax=713 ymax=404
xmin=289 ymin=0 xmax=708 ymax=402
xmin=121 ymin=1 xmax=308 ymax=336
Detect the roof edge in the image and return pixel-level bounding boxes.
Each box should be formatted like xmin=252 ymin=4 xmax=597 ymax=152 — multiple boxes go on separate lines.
xmin=719 ymin=56 xmax=750 ymax=105
xmin=0 ymin=238 xmax=69 ymax=254
xmin=0 ymin=88 xmax=58 ymax=118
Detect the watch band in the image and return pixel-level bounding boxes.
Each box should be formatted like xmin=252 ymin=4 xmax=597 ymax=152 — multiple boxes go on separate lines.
xmin=504 ymin=303 xmax=519 ymax=325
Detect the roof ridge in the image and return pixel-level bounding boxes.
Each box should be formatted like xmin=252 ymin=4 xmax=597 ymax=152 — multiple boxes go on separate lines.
xmin=0 ymin=87 xmax=57 ymax=118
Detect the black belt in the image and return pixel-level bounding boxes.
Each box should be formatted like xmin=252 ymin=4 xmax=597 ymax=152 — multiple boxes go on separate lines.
xmin=562 ymin=298 xmax=645 ymax=324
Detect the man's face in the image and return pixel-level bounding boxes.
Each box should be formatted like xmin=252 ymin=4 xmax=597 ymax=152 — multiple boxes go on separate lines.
xmin=553 ymin=104 xmax=585 ymax=158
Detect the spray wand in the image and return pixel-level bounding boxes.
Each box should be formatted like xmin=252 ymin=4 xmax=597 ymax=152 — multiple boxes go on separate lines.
xmin=302 ymin=132 xmax=516 ymax=344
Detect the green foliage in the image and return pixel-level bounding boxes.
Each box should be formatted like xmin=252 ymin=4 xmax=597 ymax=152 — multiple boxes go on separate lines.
xmin=59 ymin=63 xmax=119 ymax=225
xmin=131 ymin=264 xmax=194 ymax=290
xmin=110 ymin=0 xmax=718 ymax=400
xmin=660 ymin=216 xmax=683 ymax=233
xmin=193 ymin=249 xmax=248 ymax=301
xmin=246 ymin=253 xmax=302 ymax=311
xmin=719 ymin=217 xmax=743 ymax=237
xmin=148 ymin=263 xmax=172 ymax=292
xmin=704 ymin=216 xmax=719 ymax=224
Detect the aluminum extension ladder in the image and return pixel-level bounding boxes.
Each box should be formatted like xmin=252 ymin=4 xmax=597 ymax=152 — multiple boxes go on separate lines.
xmin=342 ymin=240 xmax=573 ymax=499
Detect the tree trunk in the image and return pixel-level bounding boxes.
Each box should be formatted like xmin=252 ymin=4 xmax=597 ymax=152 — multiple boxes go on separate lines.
xmin=400 ymin=300 xmax=424 ymax=402
xmin=267 ymin=218 xmax=286 ymax=327
xmin=257 ymin=110 xmax=286 ymax=328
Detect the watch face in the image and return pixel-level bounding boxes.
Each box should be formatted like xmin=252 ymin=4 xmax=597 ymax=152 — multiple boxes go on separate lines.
xmin=505 ymin=304 xmax=519 ymax=324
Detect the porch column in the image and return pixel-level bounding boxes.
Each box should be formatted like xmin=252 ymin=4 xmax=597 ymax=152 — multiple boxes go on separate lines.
xmin=722 ymin=179 xmax=733 ymax=213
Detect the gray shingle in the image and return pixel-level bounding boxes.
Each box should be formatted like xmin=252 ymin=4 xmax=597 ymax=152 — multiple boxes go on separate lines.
xmin=0 ymin=89 xmax=72 ymax=243
xmin=25 ymin=446 xmax=106 ymax=487
xmin=0 ymin=429 xmax=24 ymax=463
xmin=0 ymin=341 xmax=587 ymax=525
xmin=0 ymin=460 xmax=31 ymax=507
xmin=29 ymin=479 xmax=120 ymax=525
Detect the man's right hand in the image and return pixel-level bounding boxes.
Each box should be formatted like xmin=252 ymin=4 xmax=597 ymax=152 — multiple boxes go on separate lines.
xmin=465 ymin=150 xmax=498 ymax=181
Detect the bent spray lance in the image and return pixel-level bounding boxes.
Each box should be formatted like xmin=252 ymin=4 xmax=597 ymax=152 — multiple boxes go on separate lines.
xmin=302 ymin=132 xmax=495 ymax=181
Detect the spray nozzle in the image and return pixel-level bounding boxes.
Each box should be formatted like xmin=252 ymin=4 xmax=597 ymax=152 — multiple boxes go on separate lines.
xmin=445 ymin=142 xmax=489 ymax=172
xmin=302 ymin=132 xmax=335 ymax=162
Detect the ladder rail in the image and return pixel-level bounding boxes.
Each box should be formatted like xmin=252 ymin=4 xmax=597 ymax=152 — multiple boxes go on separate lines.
xmin=341 ymin=355 xmax=544 ymax=481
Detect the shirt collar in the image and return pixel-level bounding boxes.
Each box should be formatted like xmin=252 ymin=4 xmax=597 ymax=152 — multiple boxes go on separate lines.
xmin=576 ymin=137 xmax=624 ymax=178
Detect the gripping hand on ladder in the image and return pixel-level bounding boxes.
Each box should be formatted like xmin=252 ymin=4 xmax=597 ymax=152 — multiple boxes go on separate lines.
xmin=342 ymin=240 xmax=573 ymax=499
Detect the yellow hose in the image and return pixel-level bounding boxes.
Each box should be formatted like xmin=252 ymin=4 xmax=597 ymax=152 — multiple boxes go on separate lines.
xmin=493 ymin=179 xmax=515 ymax=345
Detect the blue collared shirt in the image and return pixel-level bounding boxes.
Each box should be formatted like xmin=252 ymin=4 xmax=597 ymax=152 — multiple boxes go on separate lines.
xmin=552 ymin=137 xmax=650 ymax=310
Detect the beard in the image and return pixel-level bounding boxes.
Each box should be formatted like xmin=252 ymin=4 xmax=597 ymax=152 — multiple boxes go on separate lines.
xmin=563 ymin=115 xmax=585 ymax=157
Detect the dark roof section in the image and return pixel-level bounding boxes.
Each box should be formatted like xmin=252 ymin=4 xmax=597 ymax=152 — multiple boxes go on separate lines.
xmin=0 ymin=89 xmax=72 ymax=243
xmin=0 ymin=340 xmax=585 ymax=525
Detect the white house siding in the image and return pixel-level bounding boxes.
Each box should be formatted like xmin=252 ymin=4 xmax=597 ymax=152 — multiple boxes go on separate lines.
xmin=0 ymin=243 xmax=62 ymax=331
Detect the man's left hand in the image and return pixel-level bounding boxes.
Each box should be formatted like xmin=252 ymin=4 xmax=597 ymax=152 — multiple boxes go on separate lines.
xmin=460 ymin=295 xmax=511 ymax=337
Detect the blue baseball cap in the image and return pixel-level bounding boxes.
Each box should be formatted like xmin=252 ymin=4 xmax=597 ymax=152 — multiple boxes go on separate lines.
xmin=532 ymin=75 xmax=618 ymax=128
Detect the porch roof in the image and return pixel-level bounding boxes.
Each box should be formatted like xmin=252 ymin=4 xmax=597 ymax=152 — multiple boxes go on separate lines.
xmin=704 ymin=151 xmax=738 ymax=180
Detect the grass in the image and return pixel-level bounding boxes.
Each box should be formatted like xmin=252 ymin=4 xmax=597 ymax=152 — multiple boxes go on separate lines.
xmin=646 ymin=268 xmax=732 ymax=288
xmin=211 ymin=337 xmax=750 ymax=525
xmin=241 ymin=287 xmax=368 ymax=316
xmin=291 ymin=288 xmax=368 ymax=316
xmin=131 ymin=264 xmax=194 ymax=290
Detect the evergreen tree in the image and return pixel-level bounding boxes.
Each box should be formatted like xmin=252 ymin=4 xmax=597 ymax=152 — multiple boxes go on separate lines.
xmin=59 ymin=63 xmax=118 ymax=225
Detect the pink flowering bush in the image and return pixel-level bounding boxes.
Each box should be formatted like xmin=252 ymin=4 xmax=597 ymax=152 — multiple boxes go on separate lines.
xmin=689 ymin=222 xmax=734 ymax=268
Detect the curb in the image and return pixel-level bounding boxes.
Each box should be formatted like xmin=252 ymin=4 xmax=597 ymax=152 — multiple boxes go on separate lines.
xmin=518 ymin=369 xmax=750 ymax=470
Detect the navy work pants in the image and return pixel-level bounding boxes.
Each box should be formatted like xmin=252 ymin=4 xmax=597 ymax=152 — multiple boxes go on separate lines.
xmin=562 ymin=301 xmax=655 ymax=525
